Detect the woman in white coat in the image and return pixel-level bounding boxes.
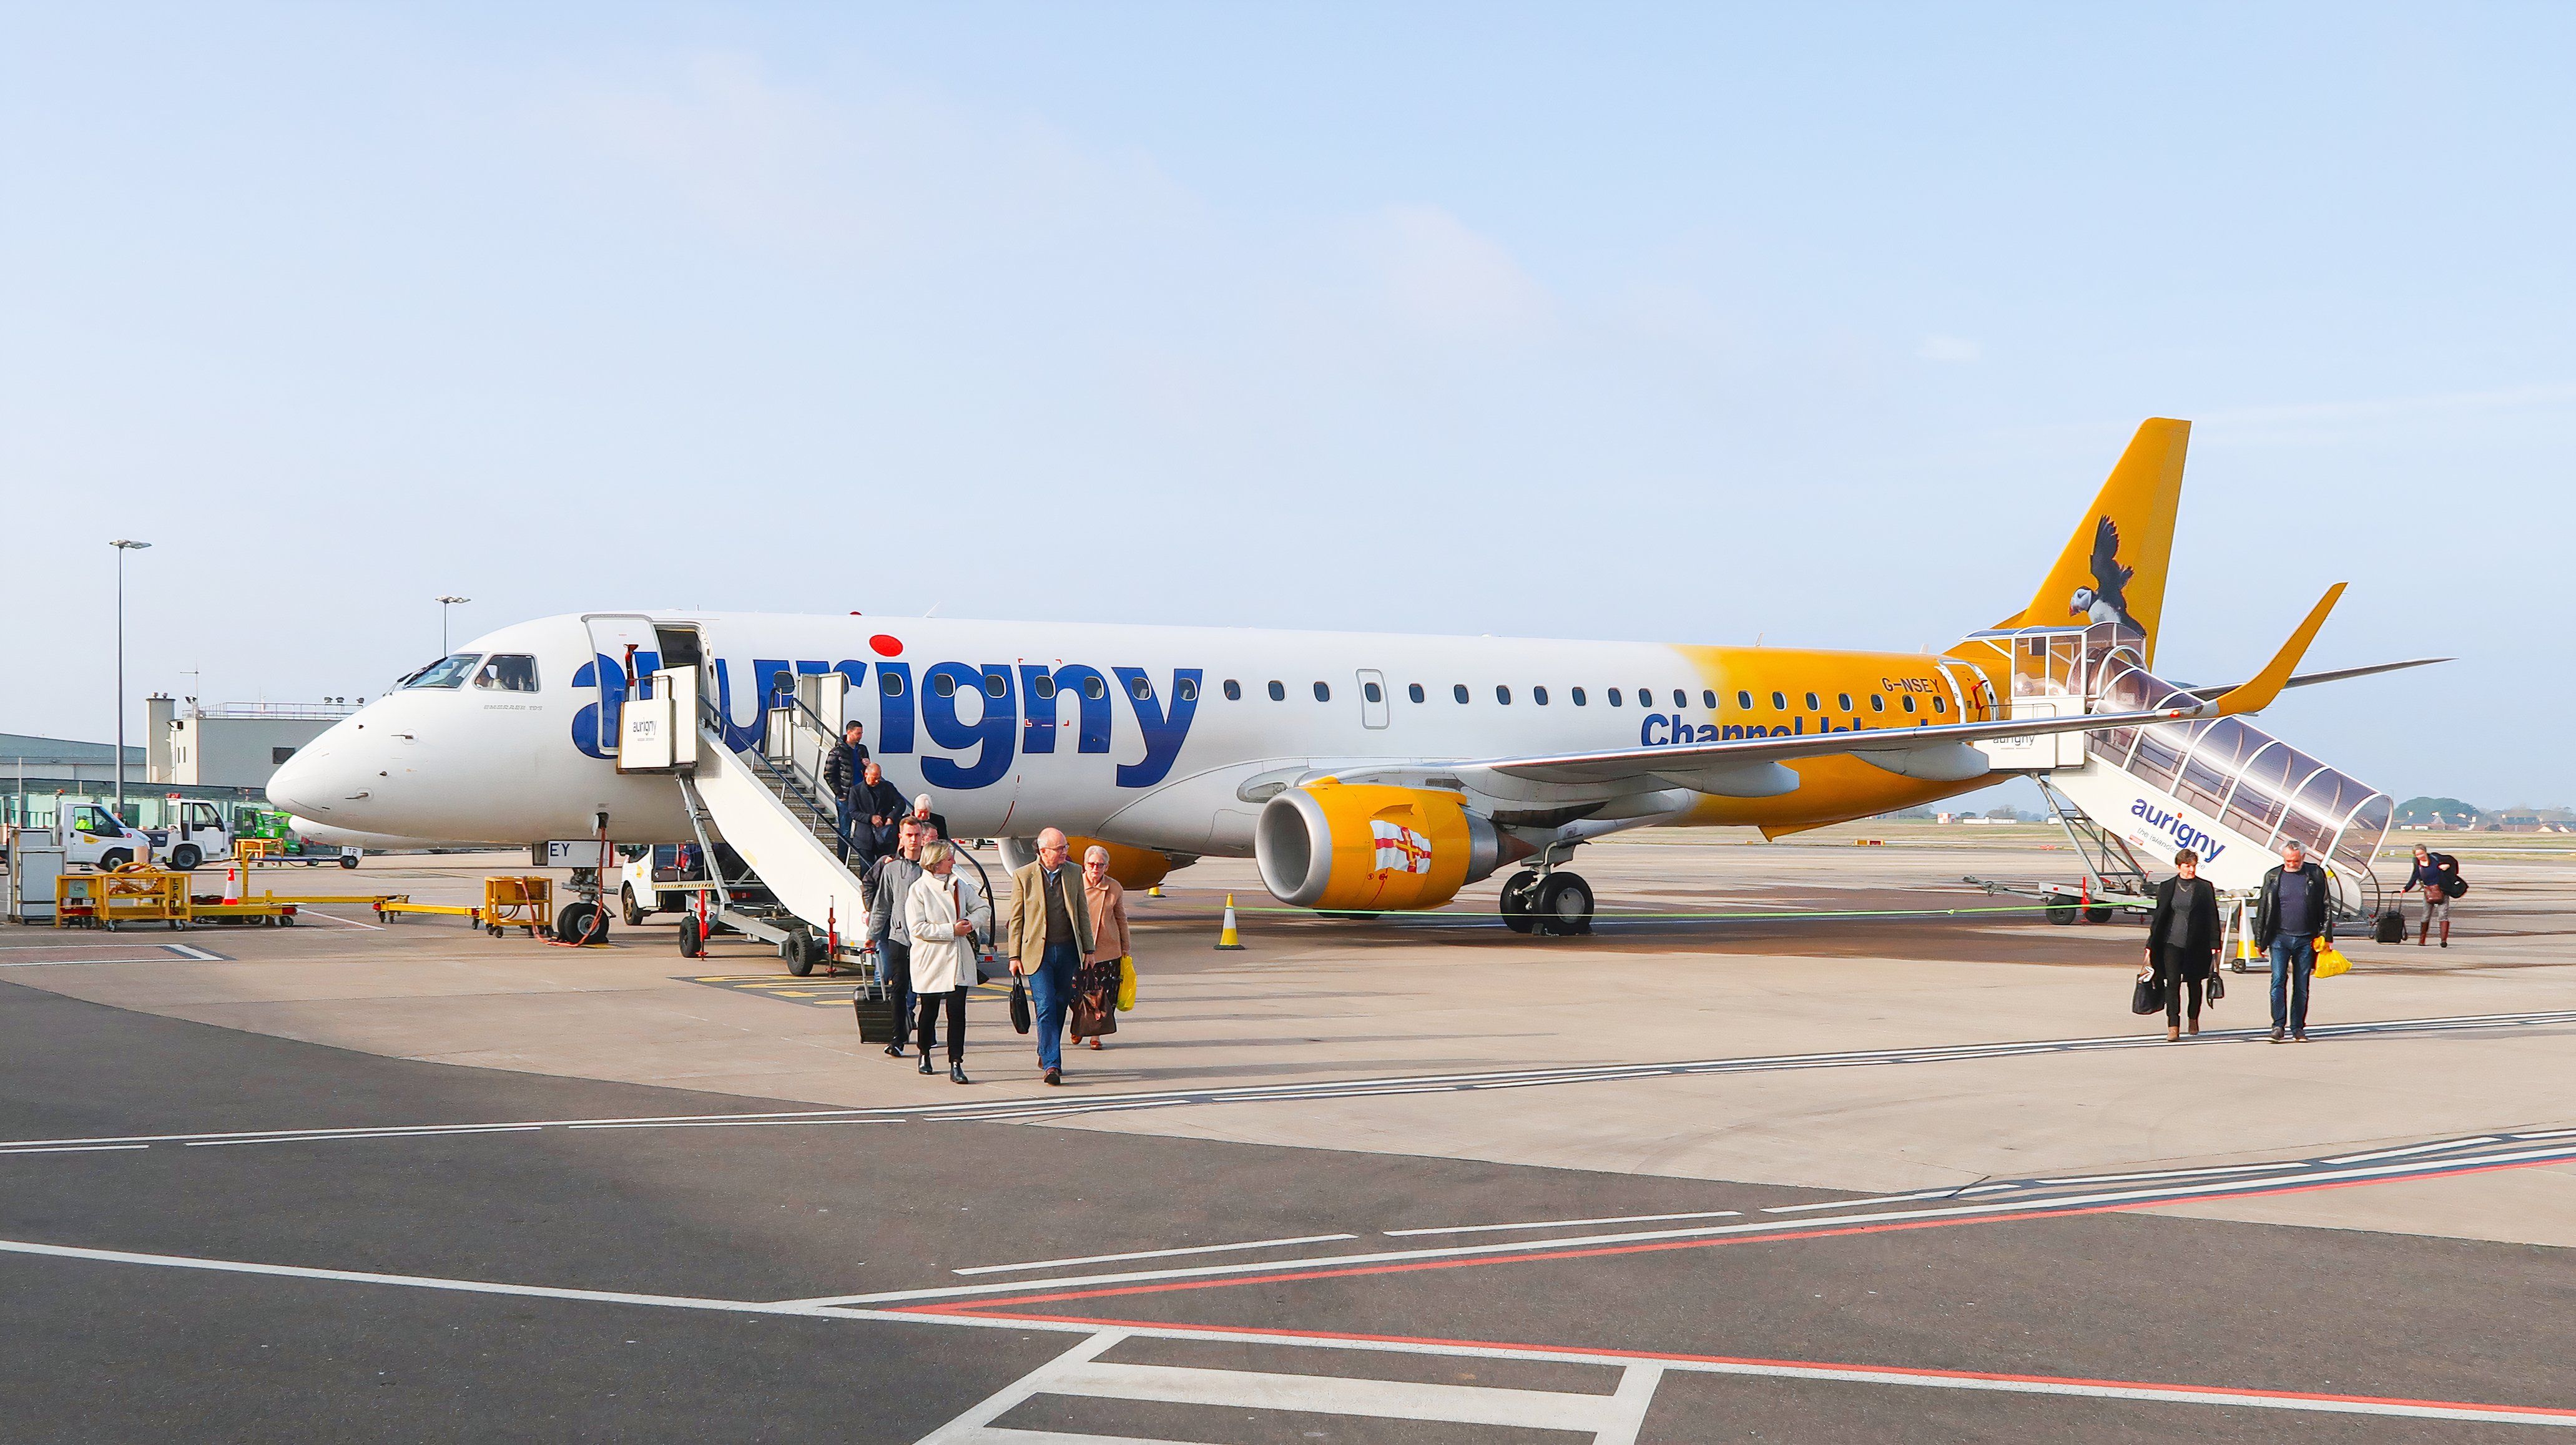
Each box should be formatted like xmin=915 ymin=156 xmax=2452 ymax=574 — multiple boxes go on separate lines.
xmin=904 ymin=841 xmax=991 ymax=1084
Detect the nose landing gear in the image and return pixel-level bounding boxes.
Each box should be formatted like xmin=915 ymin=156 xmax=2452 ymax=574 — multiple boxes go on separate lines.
xmin=1498 ymin=845 xmax=1594 ymax=936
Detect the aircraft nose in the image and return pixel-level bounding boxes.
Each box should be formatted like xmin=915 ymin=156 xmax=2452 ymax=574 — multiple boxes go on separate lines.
xmin=266 ymin=722 xmax=372 ymax=818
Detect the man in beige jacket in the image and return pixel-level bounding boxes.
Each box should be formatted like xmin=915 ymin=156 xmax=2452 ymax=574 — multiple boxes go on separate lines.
xmin=1008 ymin=828 xmax=1094 ymax=1084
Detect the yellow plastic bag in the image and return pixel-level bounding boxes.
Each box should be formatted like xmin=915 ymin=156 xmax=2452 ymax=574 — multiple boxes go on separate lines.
xmin=1116 ymin=956 xmax=1137 ymax=1011
xmin=2313 ymin=942 xmax=2351 ymax=979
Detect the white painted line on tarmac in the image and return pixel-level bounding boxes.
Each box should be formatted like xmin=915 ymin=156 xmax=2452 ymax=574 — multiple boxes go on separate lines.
xmin=952 ymin=1234 xmax=1362 ymax=1276
xmin=183 ymin=1124 xmax=549 ymax=1148
xmin=294 ymin=910 xmax=386 ymax=931
xmin=799 ymin=1140 xmax=2576 ymax=1307
xmin=1386 ymin=1208 xmax=1743 ymax=1238
xmin=3 ymin=1235 xmax=2570 ymax=1431
xmin=0 ymin=1144 xmax=153 ymax=1156
xmin=2035 ymin=1163 xmax=2293 ymax=1187
xmin=2325 ymin=1137 xmax=2503 ymax=1165
xmin=162 ymin=943 xmax=229 ymax=959
xmin=7 ymin=1008 xmax=2575 ymax=1154
xmin=568 ymin=1118 xmax=904 ymax=1132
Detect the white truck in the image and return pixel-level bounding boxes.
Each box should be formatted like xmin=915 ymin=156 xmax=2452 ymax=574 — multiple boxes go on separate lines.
xmin=17 ymin=803 xmax=160 ymax=871
xmin=142 ymin=800 xmax=239 ymax=871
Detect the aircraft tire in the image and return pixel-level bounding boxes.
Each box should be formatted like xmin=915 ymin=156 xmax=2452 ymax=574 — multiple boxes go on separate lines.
xmin=1533 ymin=873 xmax=1595 ymax=936
xmin=2045 ymin=894 xmax=2079 ymax=925
xmin=679 ymin=914 xmax=705 ymax=959
xmin=169 ymin=845 xmax=201 ymax=871
xmin=1499 ymin=870 xmax=1539 ymax=934
xmin=621 ymin=885 xmax=651 ymax=928
xmin=555 ymin=901 xmax=607 ymax=944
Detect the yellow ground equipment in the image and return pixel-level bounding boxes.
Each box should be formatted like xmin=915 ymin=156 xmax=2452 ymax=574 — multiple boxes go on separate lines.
xmin=372 ymin=876 xmax=553 ymax=939
xmin=55 ymin=866 xmax=189 ymax=929
xmin=234 ymin=837 xmax=282 ymax=862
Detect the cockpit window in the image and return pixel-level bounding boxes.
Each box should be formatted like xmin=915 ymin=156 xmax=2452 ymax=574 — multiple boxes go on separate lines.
xmin=403 ymin=654 xmax=481 ymax=690
xmin=473 ymin=655 xmax=539 ymax=692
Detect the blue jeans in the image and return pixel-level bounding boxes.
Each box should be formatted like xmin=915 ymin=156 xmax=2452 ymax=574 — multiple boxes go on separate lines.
xmin=1028 ymin=941 xmax=1080 ymax=1071
xmin=2268 ymin=935 xmax=2315 ymax=1034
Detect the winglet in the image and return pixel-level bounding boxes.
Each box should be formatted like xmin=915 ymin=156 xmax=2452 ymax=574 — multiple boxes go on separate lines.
xmin=2207 ymin=584 xmax=2346 ymax=717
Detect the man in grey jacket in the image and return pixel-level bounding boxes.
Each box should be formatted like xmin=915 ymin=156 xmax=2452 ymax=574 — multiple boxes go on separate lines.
xmin=866 ymin=819 xmax=927 ymax=1059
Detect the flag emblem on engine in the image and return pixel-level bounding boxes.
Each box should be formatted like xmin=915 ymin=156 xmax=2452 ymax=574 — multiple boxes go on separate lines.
xmin=1370 ymin=818 xmax=1432 ymax=875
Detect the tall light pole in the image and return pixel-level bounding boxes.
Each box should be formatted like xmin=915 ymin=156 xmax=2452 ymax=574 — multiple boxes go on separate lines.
xmin=111 ymin=540 xmax=151 ymax=817
xmin=436 ymin=596 xmax=471 ymax=655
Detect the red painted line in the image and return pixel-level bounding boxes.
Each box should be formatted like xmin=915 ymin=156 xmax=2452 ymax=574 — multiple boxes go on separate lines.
xmin=902 ymin=1152 xmax=2574 ymax=1313
xmin=898 ymin=1309 xmax=2576 ymax=1421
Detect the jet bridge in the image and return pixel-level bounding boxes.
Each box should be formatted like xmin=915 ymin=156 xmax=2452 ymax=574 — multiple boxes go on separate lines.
xmin=1960 ymin=621 xmax=2394 ymax=929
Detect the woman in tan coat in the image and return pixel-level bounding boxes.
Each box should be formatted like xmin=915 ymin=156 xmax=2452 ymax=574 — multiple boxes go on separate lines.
xmin=1072 ymin=845 xmax=1132 ymax=1051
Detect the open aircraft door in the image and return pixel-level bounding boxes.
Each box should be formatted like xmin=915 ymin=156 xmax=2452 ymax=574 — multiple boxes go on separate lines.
xmin=582 ymin=614 xmax=660 ymax=758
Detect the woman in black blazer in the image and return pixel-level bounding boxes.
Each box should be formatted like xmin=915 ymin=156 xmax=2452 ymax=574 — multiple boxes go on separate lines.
xmin=2143 ymin=848 xmax=2224 ymax=1041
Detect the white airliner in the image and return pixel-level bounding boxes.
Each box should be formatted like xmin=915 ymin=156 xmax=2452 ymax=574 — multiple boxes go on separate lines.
xmin=268 ymin=419 xmax=2420 ymax=937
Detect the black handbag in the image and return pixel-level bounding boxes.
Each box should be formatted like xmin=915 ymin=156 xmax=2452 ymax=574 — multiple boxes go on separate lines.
xmin=1009 ymin=974 xmax=1031 ymax=1034
xmin=2130 ymin=974 xmax=2165 ymax=1016
xmin=2206 ymin=969 xmax=2225 ymax=1002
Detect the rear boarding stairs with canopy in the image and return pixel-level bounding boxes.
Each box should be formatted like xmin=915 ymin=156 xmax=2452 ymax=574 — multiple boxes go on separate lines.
xmin=1960 ymin=620 xmax=2396 ymax=969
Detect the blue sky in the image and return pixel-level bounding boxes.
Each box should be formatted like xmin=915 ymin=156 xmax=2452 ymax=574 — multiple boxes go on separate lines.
xmin=4 ymin=4 xmax=2569 ymax=807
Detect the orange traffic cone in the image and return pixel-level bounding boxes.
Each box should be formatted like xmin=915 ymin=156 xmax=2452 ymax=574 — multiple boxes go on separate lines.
xmin=222 ymin=866 xmax=242 ymax=904
xmin=1214 ymin=894 xmax=1245 ymax=951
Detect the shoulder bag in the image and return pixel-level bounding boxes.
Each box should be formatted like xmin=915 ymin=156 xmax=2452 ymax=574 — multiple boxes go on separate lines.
xmin=2130 ymin=973 xmax=2165 ymax=1016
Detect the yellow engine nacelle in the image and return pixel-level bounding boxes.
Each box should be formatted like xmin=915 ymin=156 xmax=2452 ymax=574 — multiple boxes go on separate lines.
xmin=1064 ymin=836 xmax=1179 ymax=892
xmin=1254 ymin=781 xmax=1518 ymax=912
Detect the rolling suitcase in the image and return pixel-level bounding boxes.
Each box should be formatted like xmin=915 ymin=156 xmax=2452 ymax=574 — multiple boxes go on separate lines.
xmin=2374 ymin=909 xmax=2406 ymax=944
xmin=851 ymin=984 xmax=903 ymax=1043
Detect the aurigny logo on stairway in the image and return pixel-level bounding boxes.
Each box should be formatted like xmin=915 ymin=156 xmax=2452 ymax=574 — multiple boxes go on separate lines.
xmin=571 ymin=654 xmax=1201 ymax=791
xmin=2130 ymin=797 xmax=2227 ymax=861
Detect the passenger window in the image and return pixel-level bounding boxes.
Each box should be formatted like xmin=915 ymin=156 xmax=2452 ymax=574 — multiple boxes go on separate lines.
xmin=1177 ymin=677 xmax=1199 ymax=702
xmin=1083 ymin=675 xmax=1108 ymax=700
xmin=1803 ymin=692 xmax=1819 ymax=712
xmin=1128 ymin=675 xmax=1154 ymax=701
xmin=1837 ymin=693 xmax=1853 ymax=712
xmin=1267 ymin=680 xmax=1286 ymax=701
xmin=1312 ymin=681 xmax=1330 ymax=702
xmin=1496 ymin=685 xmax=1513 ymax=705
xmin=1453 ymin=684 xmax=1470 ymax=703
xmin=403 ymin=654 xmax=480 ymax=690
xmin=1870 ymin=694 xmax=1885 ymax=713
xmin=1608 ymin=688 xmax=1623 ymax=707
xmin=985 ymin=672 xmax=1010 ymax=698
xmin=1671 ymin=689 xmax=1686 ymax=708
xmin=473 ymin=655 xmax=539 ymax=692
xmin=1770 ymin=692 xmax=1786 ymax=711
xmin=933 ymin=673 xmax=957 ymax=698
xmin=1571 ymin=687 xmax=1586 ymax=706
xmin=1702 ymin=690 xmax=1717 ymax=709
xmin=1736 ymin=690 xmax=1752 ymax=709
xmin=880 ymin=670 xmax=907 ymax=698
xmin=1364 ymin=681 xmax=1383 ymax=703
xmin=1932 ymin=695 xmax=1946 ymax=714
xmin=1408 ymin=683 xmax=1425 ymax=703
xmin=1032 ymin=674 xmax=1059 ymax=700
xmin=1222 ymin=679 xmax=1241 ymax=701
xmin=1902 ymin=695 xmax=1917 ymax=713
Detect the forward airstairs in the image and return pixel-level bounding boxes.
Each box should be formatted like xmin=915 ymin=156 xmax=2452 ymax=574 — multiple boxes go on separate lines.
xmin=1958 ymin=620 xmax=2394 ymax=959
xmin=616 ymin=664 xmax=970 ymax=981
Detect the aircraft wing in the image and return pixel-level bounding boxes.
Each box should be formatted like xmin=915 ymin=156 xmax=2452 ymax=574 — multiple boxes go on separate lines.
xmin=1331 ymin=701 xmax=2201 ymax=800
xmin=2171 ymin=655 xmax=2451 ymax=702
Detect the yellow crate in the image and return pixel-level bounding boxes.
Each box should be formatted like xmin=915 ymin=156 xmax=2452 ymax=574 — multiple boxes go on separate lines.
xmin=235 ymin=837 xmax=281 ymax=862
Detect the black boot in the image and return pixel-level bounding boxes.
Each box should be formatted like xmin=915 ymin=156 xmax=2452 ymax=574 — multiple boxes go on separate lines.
xmin=950 ymin=1062 xmax=970 ymax=1085
xmin=917 ymin=1056 xmax=934 ymax=1075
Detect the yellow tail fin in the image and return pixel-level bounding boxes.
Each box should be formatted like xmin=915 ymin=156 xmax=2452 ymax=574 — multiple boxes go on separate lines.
xmin=1994 ymin=418 xmax=2190 ymax=667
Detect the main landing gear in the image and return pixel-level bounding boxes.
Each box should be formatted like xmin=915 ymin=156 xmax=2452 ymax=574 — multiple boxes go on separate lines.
xmin=1500 ymin=850 xmax=1595 ymax=936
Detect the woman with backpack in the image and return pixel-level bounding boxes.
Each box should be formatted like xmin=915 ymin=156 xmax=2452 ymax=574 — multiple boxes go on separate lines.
xmin=2143 ymin=848 xmax=2223 ymax=1041
xmin=2402 ymin=844 xmax=2464 ymax=948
